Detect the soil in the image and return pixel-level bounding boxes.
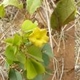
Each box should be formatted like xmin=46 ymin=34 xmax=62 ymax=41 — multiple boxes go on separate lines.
xmin=52 ymin=25 xmax=75 ymax=80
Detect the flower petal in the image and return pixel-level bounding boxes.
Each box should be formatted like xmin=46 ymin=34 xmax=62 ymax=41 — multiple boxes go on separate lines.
xmin=29 ymin=27 xmax=49 ymax=47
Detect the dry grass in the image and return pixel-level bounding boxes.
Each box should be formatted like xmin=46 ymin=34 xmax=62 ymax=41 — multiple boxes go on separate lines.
xmin=0 ymin=0 xmax=80 ymax=80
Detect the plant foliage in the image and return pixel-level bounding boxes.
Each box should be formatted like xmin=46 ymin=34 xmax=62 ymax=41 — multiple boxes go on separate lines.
xmin=0 ymin=0 xmax=77 ymax=80
xmin=50 ymin=0 xmax=76 ymax=30
xmin=0 ymin=0 xmax=42 ymax=17
xmin=5 ymin=20 xmax=53 ymax=80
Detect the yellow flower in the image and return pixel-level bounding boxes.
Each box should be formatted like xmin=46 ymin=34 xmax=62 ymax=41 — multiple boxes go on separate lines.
xmin=29 ymin=27 xmax=49 ymax=47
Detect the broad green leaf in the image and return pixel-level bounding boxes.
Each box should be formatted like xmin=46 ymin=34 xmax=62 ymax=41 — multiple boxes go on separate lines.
xmin=42 ymin=53 xmax=50 ymax=67
xmin=27 ymin=45 xmax=43 ymax=62
xmin=9 ymin=69 xmax=17 ymax=80
xmin=50 ymin=0 xmax=76 ymax=30
xmin=6 ymin=58 xmax=13 ymax=65
xmin=5 ymin=46 xmax=17 ymax=61
xmin=15 ymin=70 xmax=23 ymax=80
xmin=42 ymin=43 xmax=53 ymax=58
xmin=33 ymin=75 xmax=43 ymax=80
xmin=5 ymin=37 xmax=13 ymax=45
xmin=25 ymin=59 xmax=37 ymax=79
xmin=2 ymin=0 xmax=23 ymax=9
xmin=21 ymin=20 xmax=37 ymax=32
xmin=31 ymin=59 xmax=45 ymax=74
xmin=23 ymin=71 xmax=27 ymax=80
xmin=13 ymin=34 xmax=22 ymax=46
xmin=27 ymin=0 xmax=42 ymax=14
xmin=5 ymin=34 xmax=22 ymax=46
xmin=0 ymin=4 xmax=5 ymax=18
xmin=9 ymin=69 xmax=22 ymax=80
xmin=25 ymin=58 xmax=45 ymax=79
xmin=16 ymin=51 xmax=26 ymax=64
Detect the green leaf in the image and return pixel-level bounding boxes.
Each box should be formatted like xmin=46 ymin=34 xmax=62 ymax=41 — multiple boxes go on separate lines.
xmin=0 ymin=4 xmax=5 ymax=18
xmin=5 ymin=46 xmax=17 ymax=61
xmin=50 ymin=0 xmax=76 ymax=30
xmin=33 ymin=75 xmax=43 ymax=80
xmin=6 ymin=58 xmax=13 ymax=65
xmin=31 ymin=59 xmax=45 ymax=74
xmin=27 ymin=0 xmax=42 ymax=14
xmin=15 ymin=70 xmax=23 ymax=80
xmin=9 ymin=69 xmax=17 ymax=80
xmin=13 ymin=34 xmax=22 ymax=46
xmin=16 ymin=51 xmax=26 ymax=64
xmin=2 ymin=0 xmax=23 ymax=9
xmin=25 ymin=58 xmax=45 ymax=79
xmin=21 ymin=20 xmax=37 ymax=32
xmin=27 ymin=45 xmax=43 ymax=62
xmin=9 ymin=69 xmax=22 ymax=80
xmin=42 ymin=53 xmax=50 ymax=67
xmin=25 ymin=59 xmax=37 ymax=79
xmin=42 ymin=43 xmax=53 ymax=58
xmin=5 ymin=37 xmax=13 ymax=45
xmin=5 ymin=34 xmax=22 ymax=46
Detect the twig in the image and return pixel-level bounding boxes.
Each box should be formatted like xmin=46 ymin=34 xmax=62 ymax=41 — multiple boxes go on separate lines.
xmin=0 ymin=67 xmax=5 ymax=80
xmin=37 ymin=10 xmax=47 ymax=27
xmin=43 ymin=0 xmax=53 ymax=52
xmin=50 ymin=0 xmax=56 ymax=8
xmin=52 ymin=57 xmax=58 ymax=80
xmin=57 ymin=25 xmax=67 ymax=52
xmin=66 ymin=24 xmax=75 ymax=31
xmin=77 ymin=11 xmax=80 ymax=16
xmin=52 ymin=36 xmax=58 ymax=47
xmin=0 ymin=28 xmax=10 ymax=42
xmin=57 ymin=29 xmax=63 ymax=52
xmin=76 ymin=47 xmax=80 ymax=65
xmin=59 ymin=58 xmax=64 ymax=80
